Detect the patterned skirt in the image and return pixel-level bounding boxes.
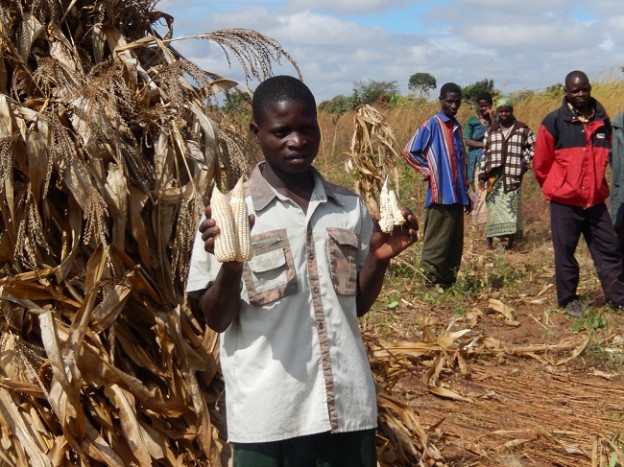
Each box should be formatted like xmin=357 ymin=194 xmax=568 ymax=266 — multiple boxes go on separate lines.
xmin=485 ymin=177 xmax=522 ymax=237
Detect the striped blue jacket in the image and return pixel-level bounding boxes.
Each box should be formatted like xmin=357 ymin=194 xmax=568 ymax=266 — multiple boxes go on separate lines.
xmin=402 ymin=112 xmax=469 ymax=207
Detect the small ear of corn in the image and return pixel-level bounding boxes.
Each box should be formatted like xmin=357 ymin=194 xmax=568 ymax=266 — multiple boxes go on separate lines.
xmin=230 ymin=177 xmax=251 ymax=262
xmin=379 ymin=178 xmax=394 ymax=234
xmin=379 ymin=177 xmax=404 ymax=234
xmin=211 ymin=184 xmax=239 ymax=262
xmin=388 ymin=189 xmax=404 ymax=226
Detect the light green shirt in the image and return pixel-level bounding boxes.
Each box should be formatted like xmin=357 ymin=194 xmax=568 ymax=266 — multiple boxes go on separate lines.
xmin=187 ymin=163 xmax=377 ymax=443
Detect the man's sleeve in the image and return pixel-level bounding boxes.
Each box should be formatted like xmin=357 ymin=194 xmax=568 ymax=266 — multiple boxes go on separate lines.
xmin=524 ymin=128 xmax=537 ymax=164
xmin=357 ymin=199 xmax=374 ymax=271
xmin=478 ymin=130 xmax=491 ymax=179
xmin=533 ymin=123 xmax=555 ymax=187
xmin=402 ymin=122 xmax=431 ymax=177
xmin=186 ymin=216 xmax=221 ymax=293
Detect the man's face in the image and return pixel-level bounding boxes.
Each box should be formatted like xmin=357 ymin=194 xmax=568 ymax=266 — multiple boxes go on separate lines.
xmin=496 ymin=106 xmax=514 ymax=125
xmin=250 ymin=99 xmax=320 ymax=175
xmin=564 ymin=75 xmax=591 ymax=110
xmin=440 ymin=92 xmax=462 ymax=117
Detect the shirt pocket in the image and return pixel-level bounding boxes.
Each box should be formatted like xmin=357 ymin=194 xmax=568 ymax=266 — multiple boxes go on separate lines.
xmin=243 ymin=229 xmax=298 ymax=306
xmin=327 ymin=227 xmax=359 ymax=296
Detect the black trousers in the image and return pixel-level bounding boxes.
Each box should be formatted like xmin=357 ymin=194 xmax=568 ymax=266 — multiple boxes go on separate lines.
xmin=615 ymin=224 xmax=624 ymax=255
xmin=550 ymin=201 xmax=624 ymax=307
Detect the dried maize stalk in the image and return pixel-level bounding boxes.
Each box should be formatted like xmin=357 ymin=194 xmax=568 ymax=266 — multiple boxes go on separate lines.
xmin=379 ymin=177 xmax=404 ymax=234
xmin=211 ymin=177 xmax=251 ymax=262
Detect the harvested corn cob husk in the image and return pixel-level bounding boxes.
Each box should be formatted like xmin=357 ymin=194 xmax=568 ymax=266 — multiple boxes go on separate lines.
xmin=379 ymin=177 xmax=404 ymax=234
xmin=211 ymin=177 xmax=251 ymax=262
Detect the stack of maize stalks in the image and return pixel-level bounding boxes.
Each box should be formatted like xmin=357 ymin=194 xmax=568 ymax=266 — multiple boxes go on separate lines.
xmin=346 ymin=104 xmax=401 ymax=215
xmin=0 ymin=1 xmax=293 ymax=464
xmin=0 ymin=1 xmax=440 ymax=465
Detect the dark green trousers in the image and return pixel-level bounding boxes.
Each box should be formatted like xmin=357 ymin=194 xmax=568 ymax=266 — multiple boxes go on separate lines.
xmin=421 ymin=203 xmax=464 ymax=286
xmin=233 ymin=429 xmax=377 ymax=467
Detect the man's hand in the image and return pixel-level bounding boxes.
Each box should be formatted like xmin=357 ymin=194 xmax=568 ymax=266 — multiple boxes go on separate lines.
xmin=369 ymin=208 xmax=419 ymax=261
xmin=464 ymin=196 xmax=473 ymax=214
xmin=200 ymin=206 xmax=255 ymax=255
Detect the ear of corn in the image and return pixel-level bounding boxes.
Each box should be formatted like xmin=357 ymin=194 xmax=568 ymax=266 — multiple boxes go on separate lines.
xmin=211 ymin=176 xmax=251 ymax=262
xmin=230 ymin=177 xmax=251 ymax=262
xmin=211 ymin=185 xmax=240 ymax=262
xmin=388 ymin=189 xmax=404 ymax=226
xmin=379 ymin=177 xmax=404 ymax=234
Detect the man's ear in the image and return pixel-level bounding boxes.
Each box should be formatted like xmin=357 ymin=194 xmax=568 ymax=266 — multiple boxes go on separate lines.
xmin=249 ymin=121 xmax=259 ymax=140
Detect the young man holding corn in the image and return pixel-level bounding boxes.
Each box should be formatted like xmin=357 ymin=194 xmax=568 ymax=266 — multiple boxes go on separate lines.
xmin=187 ymin=75 xmax=418 ymax=467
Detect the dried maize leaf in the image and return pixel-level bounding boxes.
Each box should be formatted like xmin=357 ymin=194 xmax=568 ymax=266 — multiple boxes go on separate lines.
xmin=0 ymin=388 xmax=51 ymax=466
xmin=107 ymin=384 xmax=164 ymax=464
xmin=428 ymin=386 xmax=474 ymax=403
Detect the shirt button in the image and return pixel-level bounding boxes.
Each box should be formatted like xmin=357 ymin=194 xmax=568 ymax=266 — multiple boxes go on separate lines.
xmin=309 ymin=253 xmax=315 ymax=261
xmin=313 ymin=287 xmax=319 ymax=294
xmin=318 ymin=322 xmax=324 ymax=330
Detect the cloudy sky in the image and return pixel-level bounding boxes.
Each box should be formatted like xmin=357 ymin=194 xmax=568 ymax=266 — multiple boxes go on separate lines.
xmin=157 ymin=0 xmax=624 ymax=102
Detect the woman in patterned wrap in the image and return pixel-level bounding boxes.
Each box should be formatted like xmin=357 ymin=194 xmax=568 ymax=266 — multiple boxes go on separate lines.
xmin=478 ymin=97 xmax=536 ymax=250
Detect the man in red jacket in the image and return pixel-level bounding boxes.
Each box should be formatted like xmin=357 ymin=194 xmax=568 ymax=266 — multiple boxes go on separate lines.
xmin=534 ymin=70 xmax=624 ymax=317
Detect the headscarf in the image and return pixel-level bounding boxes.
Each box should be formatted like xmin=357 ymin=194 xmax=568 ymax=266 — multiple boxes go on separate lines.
xmin=496 ymin=97 xmax=513 ymax=109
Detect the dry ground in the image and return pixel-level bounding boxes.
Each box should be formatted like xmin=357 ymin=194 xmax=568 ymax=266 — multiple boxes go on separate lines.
xmin=364 ymin=209 xmax=624 ymax=466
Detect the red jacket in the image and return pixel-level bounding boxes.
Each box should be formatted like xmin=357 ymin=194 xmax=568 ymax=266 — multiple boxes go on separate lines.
xmin=533 ymin=98 xmax=612 ymax=208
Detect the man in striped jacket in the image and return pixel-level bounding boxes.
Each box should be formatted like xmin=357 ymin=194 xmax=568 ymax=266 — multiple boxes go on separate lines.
xmin=534 ymin=70 xmax=624 ymax=317
xmin=403 ymin=82 xmax=471 ymax=287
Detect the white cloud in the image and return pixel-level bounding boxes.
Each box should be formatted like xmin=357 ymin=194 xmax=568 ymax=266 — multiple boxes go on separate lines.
xmin=459 ymin=0 xmax=568 ymax=7
xmin=271 ymin=11 xmax=376 ymax=45
xmin=160 ymin=0 xmax=624 ymax=101
xmin=285 ymin=0 xmax=413 ymax=14
xmin=600 ymin=33 xmax=614 ymax=51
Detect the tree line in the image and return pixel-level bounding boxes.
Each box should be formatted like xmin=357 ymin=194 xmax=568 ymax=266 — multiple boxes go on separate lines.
xmin=221 ymin=73 xmax=566 ymax=119
xmin=316 ymin=74 xmax=566 ymax=118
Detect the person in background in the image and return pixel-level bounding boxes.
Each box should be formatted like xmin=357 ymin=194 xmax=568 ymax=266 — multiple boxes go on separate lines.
xmin=187 ymin=75 xmax=419 ymax=467
xmin=533 ymin=70 xmax=624 ymax=317
xmin=609 ymin=111 xmax=624 ymax=253
xmin=464 ymin=92 xmax=493 ymax=226
xmin=403 ymin=82 xmax=471 ymax=288
xmin=478 ymin=97 xmax=536 ymax=250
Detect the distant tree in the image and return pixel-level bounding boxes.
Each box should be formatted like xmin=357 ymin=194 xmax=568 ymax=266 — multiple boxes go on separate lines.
xmin=462 ymin=79 xmax=495 ymax=103
xmin=318 ymin=94 xmax=354 ymax=120
xmin=544 ymin=83 xmax=564 ymax=98
xmin=408 ymin=72 xmax=436 ymax=97
xmin=222 ymin=91 xmax=252 ymax=117
xmin=510 ymin=89 xmax=536 ymax=103
xmin=352 ymin=79 xmax=400 ymax=107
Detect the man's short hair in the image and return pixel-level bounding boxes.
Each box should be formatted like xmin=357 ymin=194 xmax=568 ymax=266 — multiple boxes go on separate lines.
xmin=439 ymin=82 xmax=462 ymax=98
xmin=564 ymin=70 xmax=589 ymax=88
xmin=252 ymin=75 xmax=316 ymax=123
